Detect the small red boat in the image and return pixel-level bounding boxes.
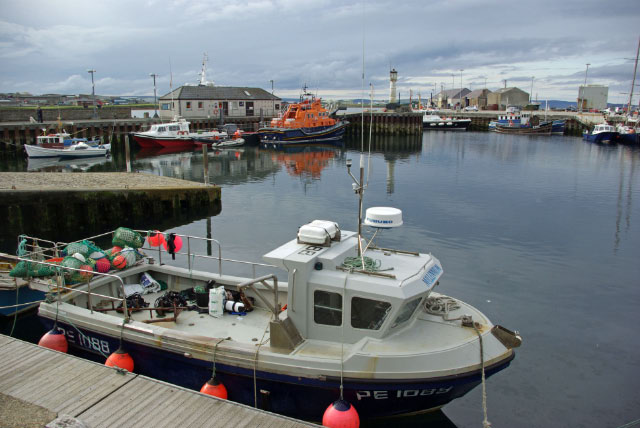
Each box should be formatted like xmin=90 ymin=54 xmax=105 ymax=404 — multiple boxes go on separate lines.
xmin=132 ymin=117 xmax=226 ymax=149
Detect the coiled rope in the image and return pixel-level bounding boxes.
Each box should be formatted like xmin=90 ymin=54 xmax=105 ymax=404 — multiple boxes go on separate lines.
xmin=342 ymin=256 xmax=380 ymax=271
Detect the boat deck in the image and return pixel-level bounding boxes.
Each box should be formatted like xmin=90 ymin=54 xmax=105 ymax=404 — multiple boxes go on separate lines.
xmin=125 ymin=290 xmax=277 ymax=344
xmin=0 ymin=334 xmax=315 ymax=428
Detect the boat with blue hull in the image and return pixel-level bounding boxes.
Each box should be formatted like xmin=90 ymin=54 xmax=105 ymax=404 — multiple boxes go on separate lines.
xmin=583 ymin=123 xmax=619 ymax=144
xmin=23 ymin=154 xmax=521 ymax=421
xmin=258 ymin=86 xmax=348 ymax=147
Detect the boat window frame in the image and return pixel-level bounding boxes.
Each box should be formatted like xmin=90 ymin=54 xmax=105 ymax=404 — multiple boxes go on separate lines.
xmin=390 ymin=297 xmax=423 ymax=329
xmin=313 ymin=289 xmax=343 ymax=327
xmin=350 ymin=296 xmax=392 ymax=331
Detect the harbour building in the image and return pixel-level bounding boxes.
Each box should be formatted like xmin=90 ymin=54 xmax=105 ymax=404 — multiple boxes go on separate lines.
xmin=159 ymin=86 xmax=281 ymax=120
xmin=487 ymin=87 xmax=530 ymax=109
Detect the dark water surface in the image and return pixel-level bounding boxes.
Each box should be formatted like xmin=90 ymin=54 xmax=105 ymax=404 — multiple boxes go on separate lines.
xmin=2 ymin=132 xmax=639 ymax=427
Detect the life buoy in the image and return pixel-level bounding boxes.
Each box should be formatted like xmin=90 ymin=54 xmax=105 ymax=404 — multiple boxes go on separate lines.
xmin=177 ymin=130 xmax=187 ymax=136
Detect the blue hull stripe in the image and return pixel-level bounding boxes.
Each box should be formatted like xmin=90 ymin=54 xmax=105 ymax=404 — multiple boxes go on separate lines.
xmin=43 ymin=319 xmax=513 ymax=420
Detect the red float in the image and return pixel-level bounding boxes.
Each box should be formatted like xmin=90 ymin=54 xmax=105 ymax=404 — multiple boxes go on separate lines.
xmin=322 ymin=400 xmax=360 ymax=428
xmin=200 ymin=376 xmax=228 ymax=399
xmin=105 ymin=347 xmax=134 ymax=372
xmin=147 ymin=231 xmax=165 ymax=247
xmin=95 ymin=258 xmax=111 ymax=273
xmin=162 ymin=235 xmax=183 ymax=253
xmin=38 ymin=328 xmax=68 ymax=353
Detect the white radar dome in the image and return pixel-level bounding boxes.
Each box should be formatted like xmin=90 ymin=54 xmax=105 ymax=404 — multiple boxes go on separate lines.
xmin=364 ymin=207 xmax=403 ymax=228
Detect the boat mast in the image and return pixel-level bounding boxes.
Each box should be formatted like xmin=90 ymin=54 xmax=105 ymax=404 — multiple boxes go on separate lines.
xmin=627 ymin=37 xmax=640 ymax=122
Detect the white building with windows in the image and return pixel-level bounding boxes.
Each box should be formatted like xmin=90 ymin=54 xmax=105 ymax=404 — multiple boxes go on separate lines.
xmin=159 ymin=85 xmax=281 ymax=120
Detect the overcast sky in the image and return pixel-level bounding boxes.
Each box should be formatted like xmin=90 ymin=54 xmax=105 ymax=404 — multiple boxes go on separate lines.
xmin=1 ymin=0 xmax=639 ymax=103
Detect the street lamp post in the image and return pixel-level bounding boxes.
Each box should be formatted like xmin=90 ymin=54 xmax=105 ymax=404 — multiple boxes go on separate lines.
xmin=87 ymin=69 xmax=96 ymax=118
xmin=580 ymin=63 xmax=590 ymax=112
xmin=270 ymin=79 xmax=274 ymax=117
xmin=460 ymin=69 xmax=463 ymax=109
xmin=530 ymin=76 xmax=534 ymax=103
xmin=150 ymin=73 xmax=158 ymax=118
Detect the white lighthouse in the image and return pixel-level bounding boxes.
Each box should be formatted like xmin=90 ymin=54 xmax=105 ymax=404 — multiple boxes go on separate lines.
xmin=389 ymin=68 xmax=398 ymax=104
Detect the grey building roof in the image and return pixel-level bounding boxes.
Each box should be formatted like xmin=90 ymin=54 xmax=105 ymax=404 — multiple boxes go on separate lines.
xmin=160 ymin=85 xmax=279 ymax=101
xmin=493 ymin=87 xmax=526 ymax=95
xmin=437 ymin=88 xmax=471 ymax=99
xmin=466 ymin=89 xmax=491 ymax=98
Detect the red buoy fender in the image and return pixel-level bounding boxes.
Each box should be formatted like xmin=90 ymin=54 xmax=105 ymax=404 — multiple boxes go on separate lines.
xmin=200 ymin=376 xmax=228 ymax=399
xmin=322 ymin=399 xmax=359 ymax=428
xmin=105 ymin=347 xmax=134 ymax=372
xmin=38 ymin=328 xmax=68 ymax=353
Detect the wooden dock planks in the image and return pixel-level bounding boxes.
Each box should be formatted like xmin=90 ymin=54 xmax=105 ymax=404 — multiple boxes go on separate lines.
xmin=0 ymin=335 xmax=315 ymax=428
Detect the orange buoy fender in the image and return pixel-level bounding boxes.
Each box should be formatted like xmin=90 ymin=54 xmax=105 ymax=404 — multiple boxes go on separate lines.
xmin=322 ymin=399 xmax=359 ymax=428
xmin=38 ymin=327 xmax=68 ymax=353
xmin=105 ymin=347 xmax=134 ymax=372
xmin=200 ymin=376 xmax=228 ymax=399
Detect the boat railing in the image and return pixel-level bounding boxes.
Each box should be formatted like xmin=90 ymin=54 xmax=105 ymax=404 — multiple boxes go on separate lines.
xmin=132 ymin=230 xmax=279 ymax=279
xmin=6 ymin=254 xmax=131 ymax=321
xmin=236 ymin=274 xmax=281 ymax=320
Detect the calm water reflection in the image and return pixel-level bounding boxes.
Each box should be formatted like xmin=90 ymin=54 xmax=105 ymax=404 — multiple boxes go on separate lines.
xmin=3 ymin=132 xmax=639 ymax=427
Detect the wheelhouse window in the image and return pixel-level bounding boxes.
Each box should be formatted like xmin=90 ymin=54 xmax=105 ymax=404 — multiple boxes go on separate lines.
xmin=157 ymin=126 xmax=167 ymax=132
xmin=168 ymin=125 xmax=179 ymax=131
xmin=391 ymin=298 xmax=422 ymax=329
xmin=351 ymin=297 xmax=391 ymax=330
xmin=314 ymin=290 xmax=342 ymax=326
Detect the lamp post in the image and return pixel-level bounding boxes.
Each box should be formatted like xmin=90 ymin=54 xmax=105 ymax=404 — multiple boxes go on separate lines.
xmin=87 ymin=69 xmax=96 ymax=118
xmin=530 ymin=76 xmax=534 ymax=103
xmin=460 ymin=69 xmax=463 ymax=110
xmin=150 ymin=73 xmax=158 ymax=118
xmin=270 ymin=79 xmax=274 ymax=117
xmin=580 ymin=63 xmax=590 ymax=112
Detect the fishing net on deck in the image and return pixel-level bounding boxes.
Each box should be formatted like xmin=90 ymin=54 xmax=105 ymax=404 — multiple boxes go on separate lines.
xmin=59 ymin=256 xmax=89 ymax=283
xmin=9 ymin=261 xmax=56 ymax=278
xmin=112 ymin=227 xmax=144 ymax=249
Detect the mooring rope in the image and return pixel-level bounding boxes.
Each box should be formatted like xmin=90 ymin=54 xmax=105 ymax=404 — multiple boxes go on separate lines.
xmin=253 ymin=311 xmax=273 ymax=408
xmin=211 ymin=337 xmax=227 ymax=378
xmin=473 ymin=323 xmax=491 ymax=428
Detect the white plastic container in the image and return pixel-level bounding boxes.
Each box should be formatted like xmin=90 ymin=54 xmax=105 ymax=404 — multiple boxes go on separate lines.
xmin=224 ymin=300 xmax=245 ymax=313
xmin=208 ymin=287 xmax=225 ymax=318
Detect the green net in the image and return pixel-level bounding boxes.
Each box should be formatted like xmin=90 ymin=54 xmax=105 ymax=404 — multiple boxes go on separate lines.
xmin=112 ymin=227 xmax=144 ymax=249
xmin=60 ymin=256 xmax=85 ymax=283
xmin=64 ymin=242 xmax=90 ymax=257
xmin=9 ymin=261 xmax=56 ymax=278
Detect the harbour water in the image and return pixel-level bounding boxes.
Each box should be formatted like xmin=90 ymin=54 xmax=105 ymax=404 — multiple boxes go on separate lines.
xmin=2 ymin=131 xmax=639 ymax=427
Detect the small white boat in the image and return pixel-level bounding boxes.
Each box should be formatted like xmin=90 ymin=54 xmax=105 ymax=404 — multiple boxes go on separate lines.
xmin=25 ymin=142 xmax=111 ymax=158
xmin=37 ymin=132 xmax=101 ymax=149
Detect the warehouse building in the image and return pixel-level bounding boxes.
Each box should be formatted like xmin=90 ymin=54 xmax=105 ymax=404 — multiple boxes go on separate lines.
xmin=577 ymin=84 xmax=608 ymax=111
xmin=487 ymin=87 xmax=529 ymax=109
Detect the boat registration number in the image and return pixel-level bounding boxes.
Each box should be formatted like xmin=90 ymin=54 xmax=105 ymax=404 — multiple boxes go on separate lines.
xmin=356 ymin=387 xmax=452 ymax=400
xmin=58 ymin=326 xmax=111 ymax=354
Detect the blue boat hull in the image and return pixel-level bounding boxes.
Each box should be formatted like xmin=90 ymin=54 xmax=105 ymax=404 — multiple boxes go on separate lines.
xmin=619 ymin=132 xmax=640 ymax=145
xmin=41 ymin=318 xmax=514 ymax=421
xmin=258 ymin=122 xmax=348 ymax=147
xmin=0 ymin=286 xmax=45 ymax=316
xmin=583 ymin=131 xmax=618 ymax=144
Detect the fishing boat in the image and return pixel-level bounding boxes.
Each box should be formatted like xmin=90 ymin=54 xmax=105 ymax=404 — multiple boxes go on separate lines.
xmin=24 ymin=141 xmax=111 ymax=159
xmin=258 ymin=86 xmax=348 ymax=147
xmin=0 ymin=257 xmax=46 ymax=317
xmin=132 ymin=117 xmax=226 ymax=149
xmin=422 ymin=114 xmax=471 ymax=131
xmin=616 ymin=122 xmax=639 ymax=144
xmin=494 ymin=121 xmax=553 ymax=135
xmin=582 ymin=123 xmax=619 ymax=144
xmin=18 ymin=163 xmax=521 ymax=422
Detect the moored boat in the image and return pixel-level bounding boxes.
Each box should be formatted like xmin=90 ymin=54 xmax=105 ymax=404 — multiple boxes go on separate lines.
xmin=422 ymin=114 xmax=471 ymax=131
xmin=19 ymin=166 xmax=521 ymax=422
xmin=36 ymin=132 xmax=102 ymax=149
xmin=132 ymin=117 xmax=226 ymax=149
xmin=494 ymin=121 xmax=553 ymax=135
xmin=616 ymin=122 xmax=639 ymax=144
xmin=258 ymin=86 xmax=348 ymax=147
xmin=583 ymin=123 xmax=619 ymax=144
xmin=24 ymin=141 xmax=111 ymax=158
